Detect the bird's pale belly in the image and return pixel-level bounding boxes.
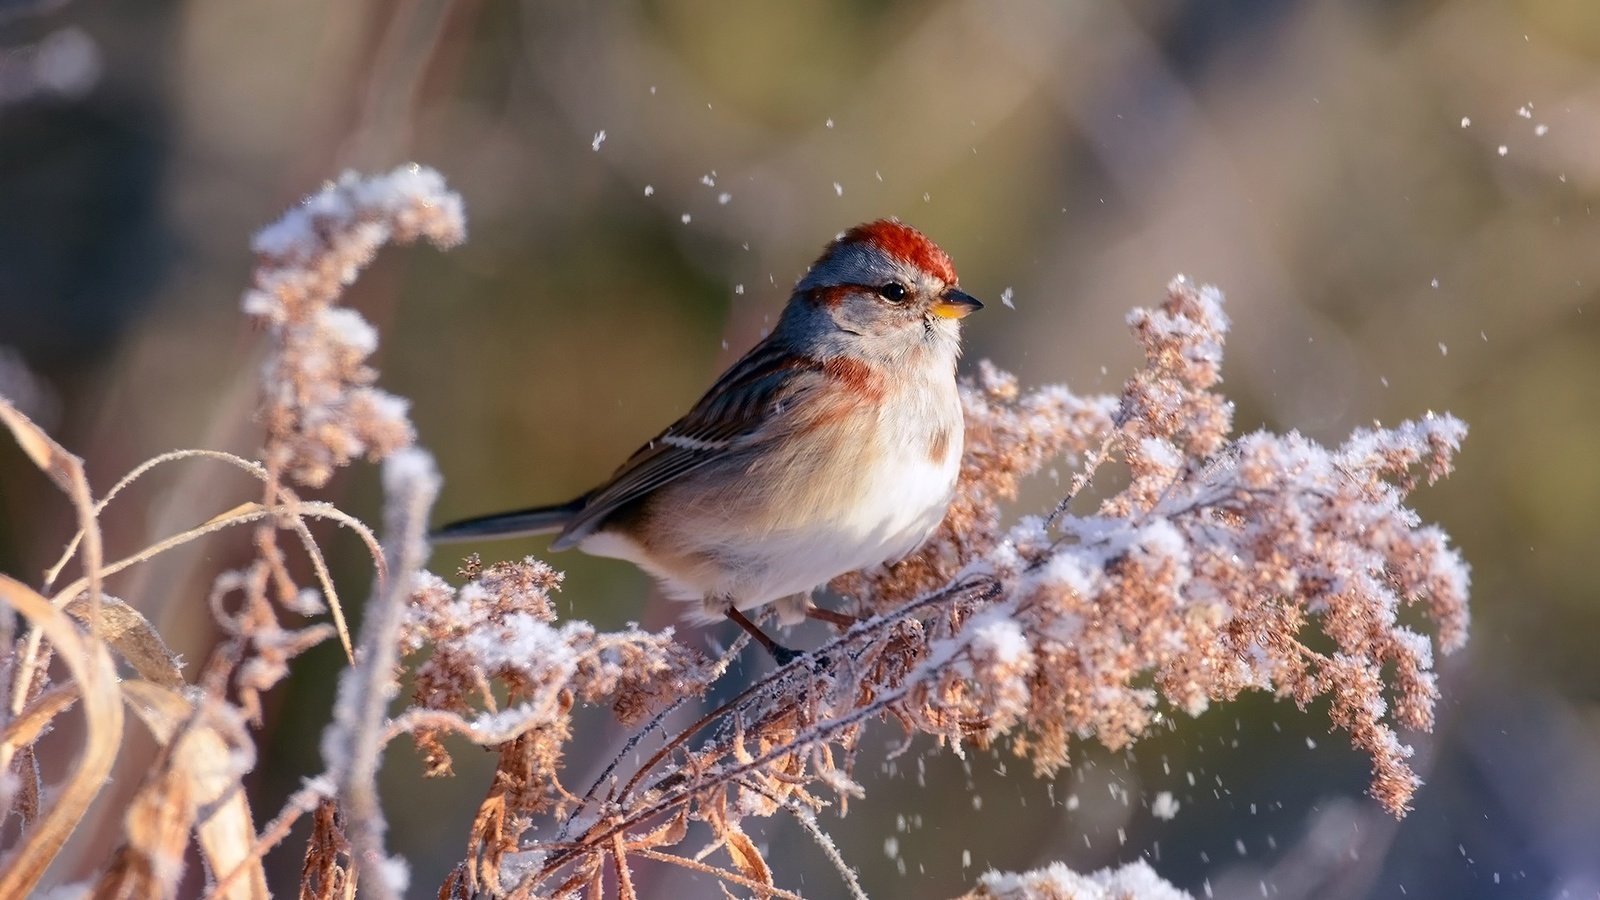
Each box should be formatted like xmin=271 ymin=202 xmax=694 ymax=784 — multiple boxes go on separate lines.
xmin=581 ymin=421 xmax=962 ymax=624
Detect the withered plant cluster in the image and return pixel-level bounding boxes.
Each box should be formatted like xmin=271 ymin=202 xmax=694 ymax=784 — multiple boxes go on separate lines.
xmin=0 ymin=166 xmax=1468 ymax=900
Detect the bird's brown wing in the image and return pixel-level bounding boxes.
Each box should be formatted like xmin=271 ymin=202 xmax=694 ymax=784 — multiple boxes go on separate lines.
xmin=550 ymin=339 xmax=823 ymax=549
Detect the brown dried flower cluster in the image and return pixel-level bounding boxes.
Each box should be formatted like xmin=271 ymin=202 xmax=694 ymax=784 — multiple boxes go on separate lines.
xmin=437 ymin=279 xmax=1466 ymax=898
xmin=0 ymin=167 xmax=1467 ymax=900
xmin=243 ymin=165 xmax=465 ymax=489
xmin=391 ymin=555 xmax=708 ymax=895
xmin=0 ymin=166 xmax=473 ymax=899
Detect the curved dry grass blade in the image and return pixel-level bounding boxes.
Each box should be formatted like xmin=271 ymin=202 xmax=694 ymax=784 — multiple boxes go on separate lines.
xmin=0 ymin=574 xmax=124 ymax=898
xmin=47 ymin=504 xmax=276 ymax=607
xmin=0 ymin=683 xmax=79 ymax=748
xmin=0 ymin=396 xmax=77 ymax=490
xmin=286 ymin=516 xmax=354 ymax=663
xmin=121 ymin=680 xmax=268 ymax=900
xmin=64 ymin=594 xmax=185 ymax=688
xmin=48 ymin=500 xmax=382 ymax=613
xmin=43 ymin=449 xmax=271 ymax=591
xmin=283 ymin=498 xmax=387 ymax=581
xmin=0 ymin=397 xmax=104 ymax=785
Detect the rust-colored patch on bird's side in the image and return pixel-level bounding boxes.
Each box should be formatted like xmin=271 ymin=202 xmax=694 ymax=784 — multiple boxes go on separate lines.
xmin=823 ymin=357 xmax=883 ymax=399
xmin=838 ymin=219 xmax=957 ymax=284
xmin=795 ymin=356 xmax=883 ymax=433
xmin=927 ymin=427 xmax=950 ymax=465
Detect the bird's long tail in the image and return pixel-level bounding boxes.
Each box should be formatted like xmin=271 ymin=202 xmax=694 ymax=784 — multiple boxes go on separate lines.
xmin=431 ymin=496 xmax=587 ymax=543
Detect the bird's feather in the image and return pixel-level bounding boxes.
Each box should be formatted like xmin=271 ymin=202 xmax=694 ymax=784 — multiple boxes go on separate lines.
xmin=550 ymin=338 xmax=826 ymax=549
xmin=432 ymin=495 xmax=587 ymax=541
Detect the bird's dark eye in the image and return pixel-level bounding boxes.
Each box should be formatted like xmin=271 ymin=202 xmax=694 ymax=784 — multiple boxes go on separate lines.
xmin=877 ymin=282 xmax=908 ymax=302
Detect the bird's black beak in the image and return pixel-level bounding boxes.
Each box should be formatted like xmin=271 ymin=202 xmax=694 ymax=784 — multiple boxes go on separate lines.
xmin=930 ymin=288 xmax=983 ymax=320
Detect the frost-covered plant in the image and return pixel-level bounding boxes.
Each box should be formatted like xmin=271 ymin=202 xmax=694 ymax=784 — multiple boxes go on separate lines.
xmin=958 ymin=860 xmax=1197 ymax=900
xmin=452 ymin=277 xmax=1464 ymax=898
xmin=0 ymin=166 xmax=1466 ymax=900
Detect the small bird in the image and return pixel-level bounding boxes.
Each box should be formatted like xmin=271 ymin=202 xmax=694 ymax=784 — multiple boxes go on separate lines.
xmin=434 ymin=220 xmax=982 ymax=662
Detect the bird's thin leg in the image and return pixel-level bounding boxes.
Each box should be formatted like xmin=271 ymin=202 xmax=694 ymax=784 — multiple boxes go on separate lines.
xmin=725 ymin=607 xmax=802 ymax=666
xmin=804 ymin=606 xmax=857 ymax=629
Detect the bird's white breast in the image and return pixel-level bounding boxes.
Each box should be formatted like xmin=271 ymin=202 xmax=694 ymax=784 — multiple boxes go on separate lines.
xmin=581 ymin=359 xmax=965 ymax=624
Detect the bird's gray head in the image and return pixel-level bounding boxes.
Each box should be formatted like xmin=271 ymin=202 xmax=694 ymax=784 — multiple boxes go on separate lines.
xmin=787 ymin=219 xmax=982 ymax=359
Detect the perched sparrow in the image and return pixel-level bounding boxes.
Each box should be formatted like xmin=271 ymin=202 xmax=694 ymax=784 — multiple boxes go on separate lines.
xmin=435 ymin=220 xmax=982 ymax=661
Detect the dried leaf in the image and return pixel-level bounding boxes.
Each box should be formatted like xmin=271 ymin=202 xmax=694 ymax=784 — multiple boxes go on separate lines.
xmin=96 ymin=754 xmax=197 ymax=898
xmin=65 ymin=594 xmax=185 ymax=688
xmin=0 ymin=683 xmax=79 ymax=747
xmin=465 ymin=793 xmax=506 ymax=894
xmin=120 ymin=680 xmax=267 ymax=900
xmin=723 ymin=827 xmax=774 ymax=891
xmin=625 ymin=807 xmax=688 ymax=852
xmin=0 ymin=396 xmax=78 ymax=491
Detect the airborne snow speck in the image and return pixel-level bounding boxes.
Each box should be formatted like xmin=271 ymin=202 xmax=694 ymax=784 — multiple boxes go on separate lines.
xmin=1498 ymin=145 xmax=1509 ymax=156
xmin=1152 ymin=791 xmax=1181 ymax=820
xmin=1001 ymin=287 xmax=1016 ymax=309
xmin=1460 ymin=116 xmax=1471 ymax=128
xmin=643 ymin=185 xmax=654 ymax=196
xmin=833 ymin=182 xmax=844 ymax=197
xmin=591 ymin=130 xmax=606 ymax=151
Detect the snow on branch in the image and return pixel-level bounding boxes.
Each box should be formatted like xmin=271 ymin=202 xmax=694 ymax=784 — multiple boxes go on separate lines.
xmin=847 ymin=279 xmax=1469 ymax=818
xmin=396 ymin=277 xmax=1467 ymax=895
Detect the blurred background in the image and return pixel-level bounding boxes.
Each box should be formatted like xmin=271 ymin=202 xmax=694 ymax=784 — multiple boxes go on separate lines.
xmin=2 ymin=0 xmax=1598 ymax=897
